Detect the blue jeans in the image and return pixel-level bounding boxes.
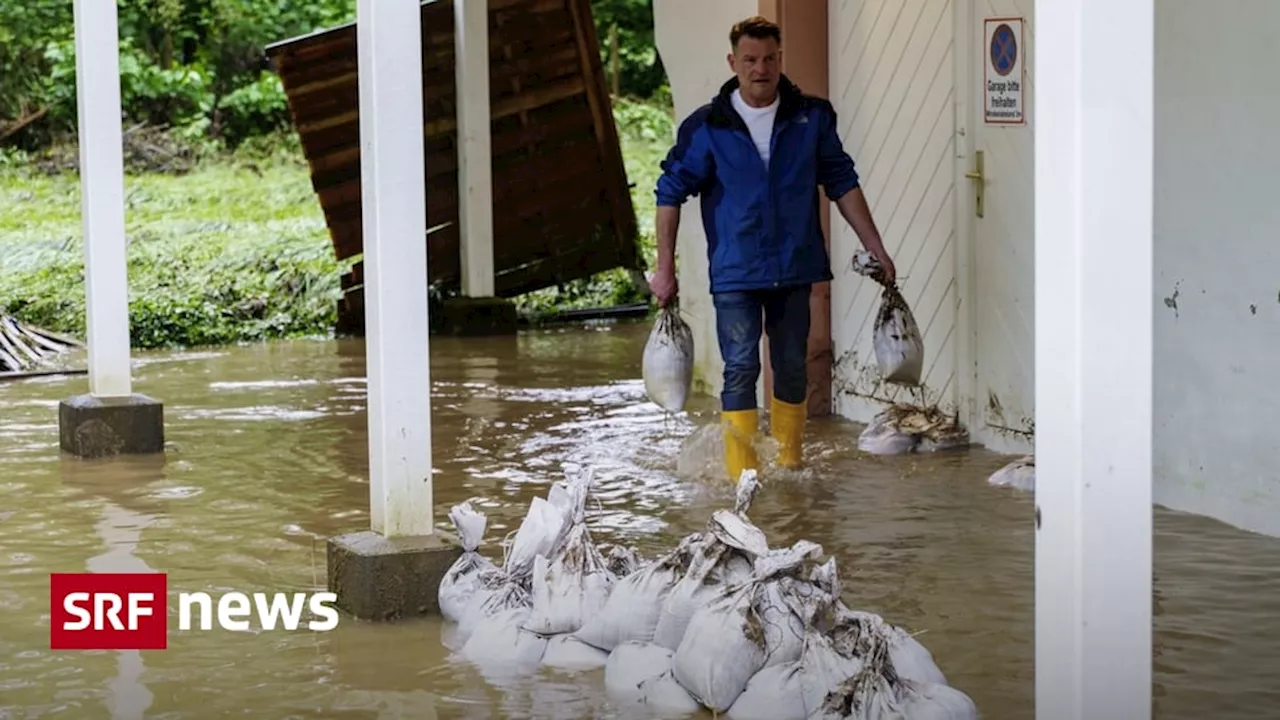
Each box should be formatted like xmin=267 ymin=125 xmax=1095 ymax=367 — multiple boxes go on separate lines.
xmin=713 ymin=284 xmax=811 ymax=412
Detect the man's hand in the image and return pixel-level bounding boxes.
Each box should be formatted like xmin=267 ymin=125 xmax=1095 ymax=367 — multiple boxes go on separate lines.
xmin=649 ymin=266 xmax=678 ymax=307
xmin=871 ymin=248 xmax=896 ymax=286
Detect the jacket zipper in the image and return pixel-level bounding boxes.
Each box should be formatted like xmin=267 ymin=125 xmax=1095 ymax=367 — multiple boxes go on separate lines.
xmin=733 ymin=104 xmax=788 ymax=287
xmin=768 ymin=118 xmax=788 ymax=286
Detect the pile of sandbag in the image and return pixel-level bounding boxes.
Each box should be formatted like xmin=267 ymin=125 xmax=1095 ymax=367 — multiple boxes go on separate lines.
xmin=439 ymin=469 xmax=979 ymax=719
xmin=857 ymin=403 xmax=970 ymax=456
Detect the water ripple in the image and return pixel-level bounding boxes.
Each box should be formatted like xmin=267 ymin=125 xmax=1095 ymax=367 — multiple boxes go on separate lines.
xmin=0 ymin=328 xmax=1276 ymax=718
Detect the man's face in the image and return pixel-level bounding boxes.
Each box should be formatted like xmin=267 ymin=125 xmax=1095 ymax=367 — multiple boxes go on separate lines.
xmin=728 ymin=35 xmax=781 ymax=105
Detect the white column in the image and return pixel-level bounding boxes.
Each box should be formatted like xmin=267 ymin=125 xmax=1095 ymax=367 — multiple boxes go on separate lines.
xmin=357 ymin=0 xmax=434 ymax=537
xmin=455 ymin=0 xmax=496 ymax=298
xmin=73 ymin=0 xmax=132 ymax=398
xmin=1034 ymin=1 xmax=1154 ymax=719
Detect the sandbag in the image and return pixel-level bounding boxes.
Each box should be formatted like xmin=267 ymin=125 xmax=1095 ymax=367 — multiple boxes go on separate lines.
xmin=872 ymin=285 xmax=925 ymax=386
xmin=989 ymin=455 xmax=1035 ymax=491
xmin=726 ymin=559 xmax=863 ymax=719
xmin=576 ymin=533 xmax=702 ymax=652
xmin=670 ymin=582 xmax=768 ymax=712
xmin=524 ymin=539 xmax=615 ymax=635
xmin=456 ymin=576 xmax=531 ymax=642
xmin=859 ymin=404 xmax=970 ymax=456
xmin=545 ymin=479 xmax=575 ymax=515
xmin=541 ymin=634 xmax=609 ymax=672
xmin=827 ymin=607 xmax=948 ymax=686
xmin=756 ymin=580 xmax=808 ymax=669
xmin=651 ymin=538 xmax=736 ymax=651
xmin=438 ymin=502 xmax=504 ymax=624
xmin=857 ymin=412 xmax=920 ymax=455
xmin=813 ymin=641 xmax=977 ymax=720
xmin=808 ymin=557 xmax=842 ymax=599
xmin=503 ymin=495 xmax=570 ymax=582
xmin=850 ymin=249 xmax=925 ymax=386
xmin=671 ymin=540 xmax=828 ymax=713
xmin=604 ymin=642 xmax=701 ymax=716
xmin=523 ymin=470 xmax=616 ymax=635
xmin=652 ymin=472 xmax=769 ymax=650
xmin=605 ymin=544 xmax=643 ymax=578
xmin=919 ymin=426 xmax=971 ymax=453
xmin=459 ymin=606 xmax=549 ymax=672
xmin=642 ymin=302 xmax=695 ymax=412
xmin=733 ymin=467 xmax=763 ymax=516
xmin=752 ymin=541 xmax=828 ymax=669
xmin=454 ymin=486 xmax=570 ymax=642
xmin=817 ymin=678 xmax=979 ymax=720
xmin=726 ymin=632 xmax=864 ymax=720
xmin=651 ymin=526 xmax=764 ymax=650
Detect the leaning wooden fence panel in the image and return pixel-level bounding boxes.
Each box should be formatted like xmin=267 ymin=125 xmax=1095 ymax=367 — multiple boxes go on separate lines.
xmin=265 ymin=0 xmax=642 ymax=332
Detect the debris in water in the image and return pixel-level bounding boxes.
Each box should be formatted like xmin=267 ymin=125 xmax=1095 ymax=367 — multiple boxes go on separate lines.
xmin=858 ymin=403 xmax=970 ymax=455
xmin=0 ymin=312 xmax=82 ymax=374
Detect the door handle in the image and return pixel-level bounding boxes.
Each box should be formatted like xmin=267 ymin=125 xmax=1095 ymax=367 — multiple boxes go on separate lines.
xmin=966 ymin=150 xmax=984 ymax=218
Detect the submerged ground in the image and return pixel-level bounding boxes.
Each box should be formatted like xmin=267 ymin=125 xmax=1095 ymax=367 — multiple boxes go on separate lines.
xmin=2 ymin=322 xmax=1279 ymax=718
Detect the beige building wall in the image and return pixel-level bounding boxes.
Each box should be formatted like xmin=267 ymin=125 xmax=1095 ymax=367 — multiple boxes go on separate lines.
xmin=651 ymin=0 xmax=759 ymax=401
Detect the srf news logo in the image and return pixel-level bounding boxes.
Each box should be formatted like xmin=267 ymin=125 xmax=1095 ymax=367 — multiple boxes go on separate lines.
xmin=50 ymin=573 xmax=340 ymax=650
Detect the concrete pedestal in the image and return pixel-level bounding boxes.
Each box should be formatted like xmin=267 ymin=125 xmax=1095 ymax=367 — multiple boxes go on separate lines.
xmin=436 ymin=296 xmax=518 ymax=336
xmin=327 ymin=530 xmax=462 ymax=621
xmin=59 ymin=393 xmax=164 ymax=458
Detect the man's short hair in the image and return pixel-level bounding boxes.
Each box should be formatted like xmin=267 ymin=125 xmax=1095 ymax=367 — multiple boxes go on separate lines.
xmin=730 ymin=16 xmax=781 ymax=49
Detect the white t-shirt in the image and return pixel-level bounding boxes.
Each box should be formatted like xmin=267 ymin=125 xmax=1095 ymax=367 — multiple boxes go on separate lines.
xmin=731 ymin=88 xmax=780 ymax=167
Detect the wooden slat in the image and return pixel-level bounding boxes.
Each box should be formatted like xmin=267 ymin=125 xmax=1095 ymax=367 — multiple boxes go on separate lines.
xmin=423 ymin=75 xmax=585 ymax=137
xmin=286 ymin=30 xmax=579 ymax=105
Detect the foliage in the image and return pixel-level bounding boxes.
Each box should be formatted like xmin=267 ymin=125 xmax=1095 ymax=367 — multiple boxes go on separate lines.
xmin=0 ymin=157 xmax=348 ymax=349
xmin=2 ymin=0 xmax=668 ymax=151
xmin=589 ymin=0 xmax=668 ymax=100
xmin=1 ymin=0 xmax=353 ymax=149
xmin=613 ymin=95 xmax=674 ymax=261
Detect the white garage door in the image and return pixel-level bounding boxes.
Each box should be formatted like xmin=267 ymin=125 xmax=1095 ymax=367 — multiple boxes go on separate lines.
xmin=960 ymin=0 xmax=1035 ymax=453
xmin=828 ymin=0 xmax=962 ymax=423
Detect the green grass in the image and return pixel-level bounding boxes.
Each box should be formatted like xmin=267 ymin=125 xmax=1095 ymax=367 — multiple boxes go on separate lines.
xmin=0 ymin=96 xmax=675 ymax=348
xmin=615 ymin=94 xmax=674 ymax=261
xmin=0 ymin=149 xmax=345 ymax=349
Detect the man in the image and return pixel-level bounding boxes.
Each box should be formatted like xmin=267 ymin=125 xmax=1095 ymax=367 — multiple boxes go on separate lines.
xmin=649 ymin=16 xmax=897 ymax=482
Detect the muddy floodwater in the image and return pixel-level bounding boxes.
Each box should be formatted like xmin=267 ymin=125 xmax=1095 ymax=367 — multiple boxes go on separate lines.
xmin=2 ymin=320 xmax=1279 ymax=719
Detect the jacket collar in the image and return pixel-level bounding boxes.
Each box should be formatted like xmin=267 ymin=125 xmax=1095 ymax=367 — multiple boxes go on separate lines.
xmin=707 ymin=74 xmax=809 ymax=129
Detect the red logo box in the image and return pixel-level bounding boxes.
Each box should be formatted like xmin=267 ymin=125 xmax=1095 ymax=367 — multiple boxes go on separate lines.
xmin=50 ymin=573 xmax=168 ymax=650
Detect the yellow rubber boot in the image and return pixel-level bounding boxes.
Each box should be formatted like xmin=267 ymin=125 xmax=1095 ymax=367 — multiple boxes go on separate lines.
xmin=771 ymin=397 xmax=807 ymax=470
xmin=722 ymin=409 xmax=759 ymax=483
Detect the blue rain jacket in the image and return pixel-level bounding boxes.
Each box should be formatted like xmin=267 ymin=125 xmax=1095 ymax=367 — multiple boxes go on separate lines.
xmin=654 ymin=75 xmax=861 ymax=294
